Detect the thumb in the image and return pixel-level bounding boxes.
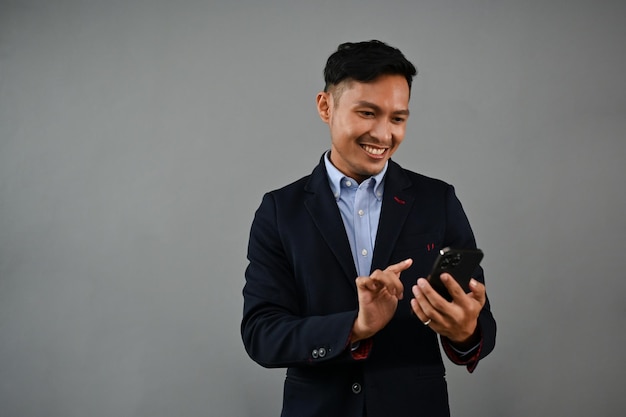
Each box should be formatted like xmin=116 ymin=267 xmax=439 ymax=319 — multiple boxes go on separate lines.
xmin=356 ymin=275 xmax=382 ymax=292
xmin=469 ymin=279 xmax=486 ymax=307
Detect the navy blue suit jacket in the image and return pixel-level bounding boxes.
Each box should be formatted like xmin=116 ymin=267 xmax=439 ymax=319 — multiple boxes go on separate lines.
xmin=242 ymin=157 xmax=496 ymax=417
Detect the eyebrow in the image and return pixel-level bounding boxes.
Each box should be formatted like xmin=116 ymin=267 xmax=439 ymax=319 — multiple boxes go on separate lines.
xmin=355 ymin=101 xmax=410 ymax=116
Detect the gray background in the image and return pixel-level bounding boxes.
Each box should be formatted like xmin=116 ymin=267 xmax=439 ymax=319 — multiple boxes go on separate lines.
xmin=1 ymin=0 xmax=625 ymax=416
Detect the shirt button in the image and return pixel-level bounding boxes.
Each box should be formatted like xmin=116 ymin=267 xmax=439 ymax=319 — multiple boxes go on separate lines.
xmin=318 ymin=347 xmax=326 ymax=358
xmin=358 ymin=209 xmax=364 ymax=216
xmin=352 ymin=383 xmax=362 ymax=394
xmin=345 ymin=180 xmax=352 ymax=187
xmin=312 ymin=349 xmax=319 ymax=359
xmin=361 ymin=249 xmax=368 ymax=256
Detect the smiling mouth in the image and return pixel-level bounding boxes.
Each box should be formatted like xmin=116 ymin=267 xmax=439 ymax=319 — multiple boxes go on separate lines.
xmin=361 ymin=144 xmax=387 ymax=156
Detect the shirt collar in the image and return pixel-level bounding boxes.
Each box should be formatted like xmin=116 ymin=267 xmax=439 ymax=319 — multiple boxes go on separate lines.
xmin=323 ymin=150 xmax=387 ymax=201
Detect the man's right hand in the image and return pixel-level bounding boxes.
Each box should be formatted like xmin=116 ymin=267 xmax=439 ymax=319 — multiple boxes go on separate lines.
xmin=351 ymin=258 xmax=413 ymax=342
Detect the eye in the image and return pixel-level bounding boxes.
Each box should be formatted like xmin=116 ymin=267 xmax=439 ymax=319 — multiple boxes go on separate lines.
xmin=358 ymin=110 xmax=375 ymax=117
xmin=392 ymin=116 xmax=406 ymax=123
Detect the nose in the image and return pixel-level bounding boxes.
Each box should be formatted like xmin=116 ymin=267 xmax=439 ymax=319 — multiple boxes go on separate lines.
xmin=370 ymin=120 xmax=393 ymax=143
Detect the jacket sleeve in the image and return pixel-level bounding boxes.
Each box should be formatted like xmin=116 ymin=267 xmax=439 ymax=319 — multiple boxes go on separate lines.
xmin=241 ymin=193 xmax=365 ymax=368
xmin=440 ymin=185 xmax=497 ymax=370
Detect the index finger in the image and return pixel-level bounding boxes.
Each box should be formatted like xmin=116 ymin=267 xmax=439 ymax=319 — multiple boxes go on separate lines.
xmin=441 ymin=272 xmax=466 ymax=299
xmin=385 ymin=258 xmax=413 ymax=274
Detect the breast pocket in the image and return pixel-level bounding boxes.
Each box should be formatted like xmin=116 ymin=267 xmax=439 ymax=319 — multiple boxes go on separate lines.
xmin=392 ymin=233 xmax=440 ymax=263
xmin=389 ymin=233 xmax=441 ymax=292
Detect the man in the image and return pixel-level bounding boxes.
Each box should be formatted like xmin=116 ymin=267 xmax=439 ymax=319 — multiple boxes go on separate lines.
xmin=241 ymin=40 xmax=496 ymax=417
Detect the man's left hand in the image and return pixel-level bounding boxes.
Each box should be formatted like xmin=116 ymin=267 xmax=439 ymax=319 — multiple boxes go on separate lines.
xmin=410 ymin=273 xmax=486 ymax=348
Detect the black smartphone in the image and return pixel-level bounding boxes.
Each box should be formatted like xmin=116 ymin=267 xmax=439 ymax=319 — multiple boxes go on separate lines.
xmin=427 ymin=247 xmax=484 ymax=301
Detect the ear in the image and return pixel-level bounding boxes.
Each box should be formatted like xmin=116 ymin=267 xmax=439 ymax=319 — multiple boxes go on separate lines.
xmin=316 ymin=91 xmax=331 ymax=123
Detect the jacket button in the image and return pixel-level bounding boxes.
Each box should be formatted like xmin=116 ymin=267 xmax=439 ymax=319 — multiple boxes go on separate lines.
xmin=318 ymin=347 xmax=326 ymax=358
xmin=351 ymin=383 xmax=362 ymax=394
xmin=311 ymin=349 xmax=319 ymax=359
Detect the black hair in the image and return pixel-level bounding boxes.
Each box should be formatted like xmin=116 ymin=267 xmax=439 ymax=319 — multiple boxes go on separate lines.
xmin=323 ymin=40 xmax=417 ymax=92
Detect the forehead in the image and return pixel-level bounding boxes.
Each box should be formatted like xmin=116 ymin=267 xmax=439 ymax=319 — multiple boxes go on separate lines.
xmin=333 ymin=74 xmax=410 ymax=107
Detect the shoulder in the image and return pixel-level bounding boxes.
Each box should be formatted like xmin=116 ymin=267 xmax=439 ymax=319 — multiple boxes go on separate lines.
xmin=263 ymin=174 xmax=314 ymax=210
xmin=264 ymin=160 xmax=327 ymax=200
xmin=388 ymin=160 xmax=452 ymax=193
xmin=270 ymin=173 xmax=313 ymax=195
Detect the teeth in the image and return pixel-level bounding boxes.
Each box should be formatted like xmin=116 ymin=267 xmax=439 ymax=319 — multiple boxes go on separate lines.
xmin=362 ymin=145 xmax=385 ymax=155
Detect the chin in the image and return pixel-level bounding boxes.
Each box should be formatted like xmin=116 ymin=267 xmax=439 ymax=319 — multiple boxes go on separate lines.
xmin=360 ymin=164 xmax=386 ymax=177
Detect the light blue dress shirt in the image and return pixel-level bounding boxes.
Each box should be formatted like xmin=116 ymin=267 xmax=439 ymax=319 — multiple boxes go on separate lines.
xmin=324 ymin=151 xmax=388 ymax=276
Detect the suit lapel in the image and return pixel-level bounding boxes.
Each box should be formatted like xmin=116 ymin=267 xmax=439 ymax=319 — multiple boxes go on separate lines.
xmin=304 ymin=160 xmax=358 ymax=284
xmin=303 ymin=158 xmax=415 ymax=280
xmin=371 ymin=160 xmax=415 ymax=271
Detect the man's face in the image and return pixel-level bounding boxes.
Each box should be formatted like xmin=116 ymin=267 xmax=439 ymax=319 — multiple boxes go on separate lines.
xmin=317 ymin=74 xmax=410 ymax=183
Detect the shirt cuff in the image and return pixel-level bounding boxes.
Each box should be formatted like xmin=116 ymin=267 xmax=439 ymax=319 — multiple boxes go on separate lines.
xmin=447 ymin=341 xmax=480 ymax=356
xmin=350 ymin=339 xmax=372 ymax=360
xmin=441 ymin=336 xmax=483 ymax=373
